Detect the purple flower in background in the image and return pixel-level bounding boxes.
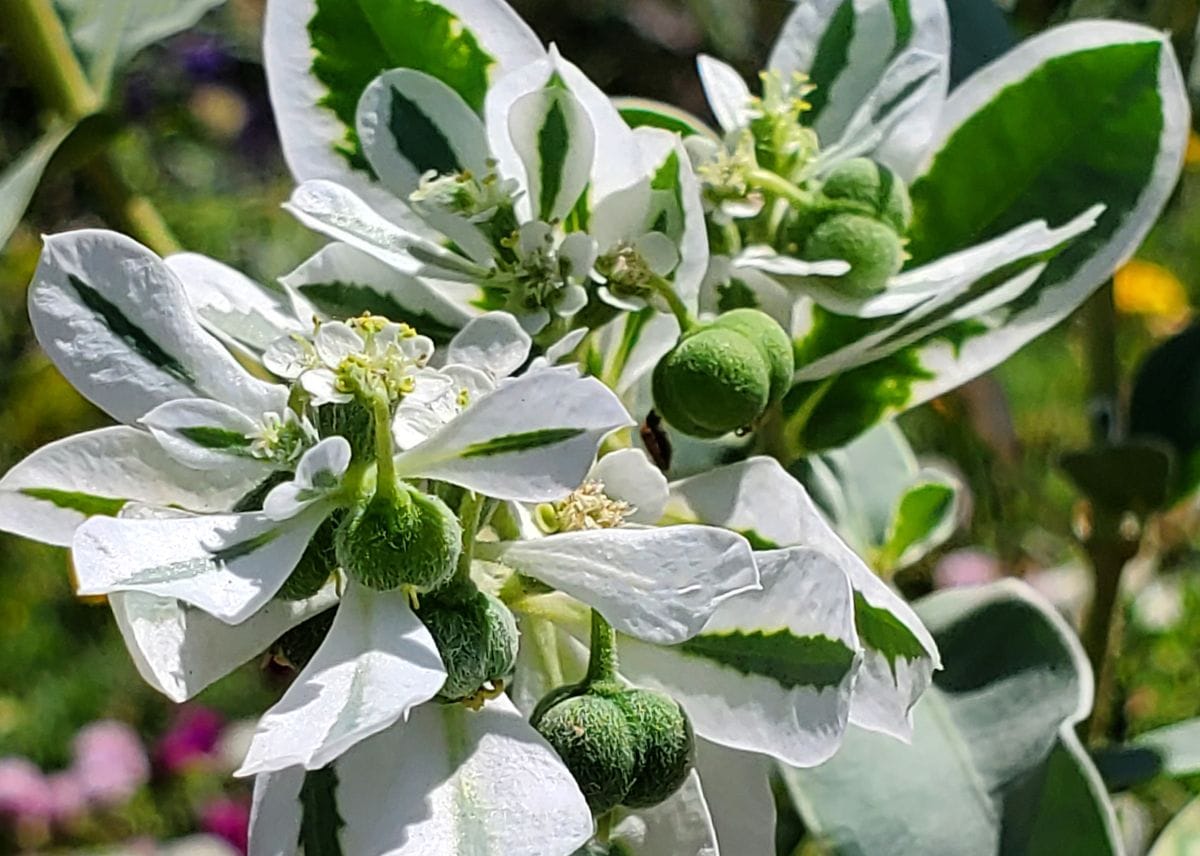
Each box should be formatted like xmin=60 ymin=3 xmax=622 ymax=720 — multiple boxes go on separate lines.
xmin=0 ymin=758 xmax=53 ymax=823
xmin=157 ymin=707 xmax=225 ymax=775
xmin=200 ymin=796 xmax=250 ymax=855
xmin=177 ymin=33 xmax=233 ymax=81
xmin=72 ymin=720 xmax=150 ymax=807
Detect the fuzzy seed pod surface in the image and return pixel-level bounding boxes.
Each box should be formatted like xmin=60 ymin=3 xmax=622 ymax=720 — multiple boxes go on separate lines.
xmin=418 ymin=590 xmax=519 ymax=701
xmin=335 ymin=485 xmax=462 ymax=592
xmin=535 ymin=694 xmax=638 ymax=814
xmin=802 ymin=213 xmax=905 ymax=298
xmin=711 ymin=308 xmax=795 ymax=404
xmin=820 ymin=157 xmax=913 ymax=233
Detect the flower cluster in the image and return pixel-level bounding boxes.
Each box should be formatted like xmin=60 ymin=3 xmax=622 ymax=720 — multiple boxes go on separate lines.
xmin=0 ymin=0 xmax=1186 ymax=852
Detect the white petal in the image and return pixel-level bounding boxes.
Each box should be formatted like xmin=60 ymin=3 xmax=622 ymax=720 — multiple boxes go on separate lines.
xmin=300 ymin=368 xmax=352 ymax=405
xmin=237 ymin=583 xmax=445 ymax=776
xmin=314 ymin=321 xmax=362 ymax=367
xmin=637 ymin=232 xmax=680 ymax=276
xmin=697 ymin=54 xmax=752 ymax=134
xmin=334 ymin=695 xmax=593 ymax=856
xmin=509 ymin=85 xmax=596 ymax=221
xmin=543 ymin=327 xmax=588 ymax=365
xmin=141 ymin=398 xmax=272 ymax=472
xmin=589 ymin=448 xmax=668 ymax=523
xmin=560 ymin=231 xmax=599 ymax=276
xmin=264 ymin=437 xmax=351 ymax=520
xmin=482 ymin=525 xmax=758 ymax=644
xmin=393 ymin=370 xmax=634 ymax=502
xmin=29 ymin=231 xmax=286 ymax=424
xmin=248 ymin=767 xmax=305 ymax=856
xmin=263 ymin=335 xmax=313 ymax=380
xmin=555 ymin=283 xmax=589 ymax=316
xmin=166 ymin=253 xmax=305 ymax=356
xmin=667 ymin=457 xmax=940 ymax=739
xmin=736 ymin=246 xmax=851 ymax=278
xmin=813 ymin=49 xmax=945 ymax=175
xmin=610 ymin=771 xmax=719 ymax=856
xmin=262 ymin=0 xmax=541 ymax=233
xmin=614 ymin=547 xmax=860 ymax=767
xmin=694 ymin=739 xmax=776 ymax=856
xmin=0 ymin=426 xmax=264 ymax=547
xmin=280 ymin=242 xmax=475 ymax=339
xmin=356 ymin=69 xmax=489 ymax=199
xmin=447 ymin=312 xmax=532 ymax=378
xmin=793 ymin=207 xmax=1100 ymax=373
xmin=73 ymin=507 xmax=331 ymax=624
xmin=110 ymin=584 xmax=337 ymax=703
xmin=284 ymin=180 xmax=487 ymax=282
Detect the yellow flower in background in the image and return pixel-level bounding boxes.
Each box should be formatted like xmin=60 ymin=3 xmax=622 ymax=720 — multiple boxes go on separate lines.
xmin=1114 ymin=259 xmax=1190 ymax=327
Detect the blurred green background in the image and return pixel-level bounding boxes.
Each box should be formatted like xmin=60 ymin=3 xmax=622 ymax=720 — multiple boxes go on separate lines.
xmin=3 ymin=0 xmax=1200 ymax=851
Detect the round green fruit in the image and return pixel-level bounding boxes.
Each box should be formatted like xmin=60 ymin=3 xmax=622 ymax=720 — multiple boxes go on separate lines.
xmin=711 ymin=308 xmax=794 ymax=404
xmin=652 ymin=326 xmax=772 ymax=438
xmin=801 ymin=213 xmax=905 ymax=298
xmin=534 ymin=694 xmax=638 ymax=814
xmin=820 ymin=157 xmax=912 ymax=233
xmin=335 ymin=484 xmax=462 ymax=592
xmin=418 ymin=590 xmax=519 ymax=702
xmin=613 ymin=689 xmax=694 ymax=808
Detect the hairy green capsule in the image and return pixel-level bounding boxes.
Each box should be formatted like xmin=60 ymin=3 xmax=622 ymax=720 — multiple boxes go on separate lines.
xmin=612 ymin=689 xmax=694 ymax=808
xmin=418 ymin=590 xmax=519 ymax=702
xmin=652 ymin=326 xmax=772 ymax=438
xmin=534 ymin=693 xmax=638 ymax=814
xmin=801 ymin=213 xmax=905 ymax=298
xmin=819 ymin=157 xmax=913 ymax=233
xmin=335 ymin=484 xmax=462 ymax=592
xmin=711 ymin=308 xmax=794 ymax=404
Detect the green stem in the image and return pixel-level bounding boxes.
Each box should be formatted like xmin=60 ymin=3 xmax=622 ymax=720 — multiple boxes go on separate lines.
xmin=747 ymin=168 xmax=815 ymax=209
xmin=372 ymin=396 xmax=397 ymax=497
xmin=584 ymin=609 xmax=619 ymax=685
xmin=83 ymin=154 xmax=180 ymax=256
xmin=4 ymin=0 xmax=100 ymax=121
xmin=449 ymin=491 xmax=484 ymax=591
xmin=649 ymin=276 xmax=696 ymax=333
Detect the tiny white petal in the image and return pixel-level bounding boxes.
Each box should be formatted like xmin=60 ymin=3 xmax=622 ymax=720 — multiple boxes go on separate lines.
xmin=590 ymin=448 xmax=668 ymax=523
xmin=447 ymin=312 xmax=532 ymax=378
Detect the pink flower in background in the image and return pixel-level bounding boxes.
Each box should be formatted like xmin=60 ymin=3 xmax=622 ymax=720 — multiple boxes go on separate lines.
xmin=45 ymin=771 xmax=87 ymax=823
xmin=200 ymin=796 xmax=250 ymax=855
xmin=933 ymin=549 xmax=1003 ymax=590
xmin=0 ymin=758 xmax=53 ymax=822
xmin=157 ymin=707 xmax=226 ymax=775
xmin=72 ymin=720 xmax=150 ymax=806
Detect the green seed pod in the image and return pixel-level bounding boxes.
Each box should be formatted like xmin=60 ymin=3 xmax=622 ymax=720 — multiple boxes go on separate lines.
xmin=612 ymin=689 xmax=694 ymax=809
xmin=819 ymin=157 xmax=913 ymax=233
xmin=801 ymin=213 xmax=905 ymax=298
xmin=277 ymin=512 xmax=341 ymax=601
xmin=534 ymin=693 xmax=638 ymax=814
xmin=710 ymin=308 xmax=794 ymax=405
xmin=418 ymin=590 xmax=519 ymax=702
xmin=652 ymin=326 xmax=772 ymax=438
xmin=335 ymin=484 xmax=462 ymax=592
